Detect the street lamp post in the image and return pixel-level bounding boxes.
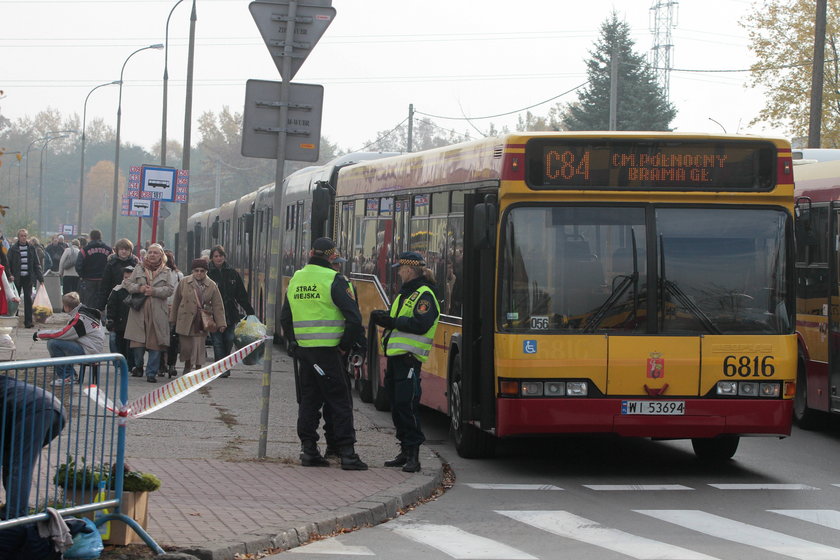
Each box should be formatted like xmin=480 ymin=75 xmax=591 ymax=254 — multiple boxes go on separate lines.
xmin=156 ymin=0 xmax=186 ymax=245
xmin=39 ymin=135 xmax=69 ymax=236
xmin=24 ymin=138 xmax=43 ymax=221
xmin=110 ymin=43 xmax=164 ymax=245
xmin=24 ymin=130 xmax=73 ymax=225
xmin=78 ymin=80 xmax=120 ymax=236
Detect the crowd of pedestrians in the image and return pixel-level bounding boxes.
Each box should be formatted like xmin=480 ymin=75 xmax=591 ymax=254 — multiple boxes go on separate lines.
xmin=0 ymin=227 xmax=263 ymax=387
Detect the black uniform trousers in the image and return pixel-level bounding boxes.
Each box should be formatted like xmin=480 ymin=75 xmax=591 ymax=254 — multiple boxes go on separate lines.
xmin=14 ymin=276 xmax=33 ymax=327
xmin=296 ymin=346 xmax=356 ymax=447
xmin=384 ymin=353 xmax=425 ymax=447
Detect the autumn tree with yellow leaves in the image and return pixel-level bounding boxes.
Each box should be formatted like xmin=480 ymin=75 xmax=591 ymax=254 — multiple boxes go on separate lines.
xmin=744 ymin=0 xmax=840 ymax=146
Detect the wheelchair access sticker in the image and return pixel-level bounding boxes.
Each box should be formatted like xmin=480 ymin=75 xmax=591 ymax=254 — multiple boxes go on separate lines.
xmin=523 ymin=340 xmax=537 ymax=354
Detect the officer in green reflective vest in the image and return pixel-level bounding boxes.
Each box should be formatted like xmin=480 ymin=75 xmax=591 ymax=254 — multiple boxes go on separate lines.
xmin=280 ymin=238 xmax=367 ymax=471
xmin=371 ymin=251 xmax=440 ymax=473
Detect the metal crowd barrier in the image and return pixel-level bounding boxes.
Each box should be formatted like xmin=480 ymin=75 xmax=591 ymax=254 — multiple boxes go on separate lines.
xmin=0 ymin=353 xmax=164 ymax=554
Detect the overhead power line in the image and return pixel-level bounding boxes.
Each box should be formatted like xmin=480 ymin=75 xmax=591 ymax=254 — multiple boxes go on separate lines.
xmin=416 ymin=81 xmax=589 ymax=121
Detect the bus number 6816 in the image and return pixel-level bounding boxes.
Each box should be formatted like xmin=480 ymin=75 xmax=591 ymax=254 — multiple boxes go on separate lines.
xmin=722 ymin=355 xmax=775 ymax=377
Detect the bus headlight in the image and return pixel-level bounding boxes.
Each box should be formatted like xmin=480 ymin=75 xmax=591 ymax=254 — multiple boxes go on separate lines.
xmin=566 ymin=381 xmax=588 ymax=396
xmin=715 ymin=380 xmax=781 ymax=397
xmin=716 ymin=381 xmax=738 ymax=395
xmin=520 ymin=381 xmax=543 ymax=397
xmin=544 ymin=382 xmax=566 ymax=396
xmin=759 ymin=382 xmax=781 ymax=397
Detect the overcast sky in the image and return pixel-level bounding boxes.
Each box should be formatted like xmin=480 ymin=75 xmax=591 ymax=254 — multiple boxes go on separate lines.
xmin=1 ymin=0 xmax=782 ymax=155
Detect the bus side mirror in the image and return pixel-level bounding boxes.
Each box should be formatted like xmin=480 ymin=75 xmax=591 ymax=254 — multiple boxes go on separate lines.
xmin=473 ymin=202 xmax=497 ymax=249
xmin=312 ymin=184 xmax=332 ymax=224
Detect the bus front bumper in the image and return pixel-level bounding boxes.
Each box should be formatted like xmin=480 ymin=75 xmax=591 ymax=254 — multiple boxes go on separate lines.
xmin=495 ymin=398 xmax=793 ymax=439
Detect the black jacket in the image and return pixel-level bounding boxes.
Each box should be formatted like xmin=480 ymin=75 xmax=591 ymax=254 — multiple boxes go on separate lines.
xmin=7 ymin=242 xmax=44 ymax=284
xmin=106 ymin=285 xmax=131 ymax=333
xmin=208 ymin=261 xmax=255 ymax=328
xmin=45 ymin=242 xmax=67 ymax=272
xmin=75 ymin=240 xmax=113 ymax=279
xmin=99 ymin=253 xmax=139 ymax=306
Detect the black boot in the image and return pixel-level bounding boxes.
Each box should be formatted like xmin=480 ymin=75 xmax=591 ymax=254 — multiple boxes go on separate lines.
xmin=402 ymin=446 xmax=421 ymax=473
xmin=300 ymin=442 xmax=329 ymax=467
xmin=384 ymin=445 xmax=408 ymax=467
xmin=339 ymin=446 xmax=368 ymax=471
xmin=130 ymin=367 xmax=143 ymax=378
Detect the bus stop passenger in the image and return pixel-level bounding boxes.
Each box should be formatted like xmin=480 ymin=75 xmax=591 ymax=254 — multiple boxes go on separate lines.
xmin=0 ymin=377 xmax=65 ymax=518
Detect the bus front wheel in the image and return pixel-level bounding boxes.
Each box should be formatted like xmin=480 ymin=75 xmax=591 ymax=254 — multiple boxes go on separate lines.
xmin=449 ymin=358 xmax=495 ymax=459
xmin=794 ymin=357 xmax=824 ymax=430
xmin=691 ymin=435 xmax=739 ymax=461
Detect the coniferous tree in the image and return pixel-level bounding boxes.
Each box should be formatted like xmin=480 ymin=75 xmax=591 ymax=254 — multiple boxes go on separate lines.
xmin=559 ymin=13 xmax=676 ymax=131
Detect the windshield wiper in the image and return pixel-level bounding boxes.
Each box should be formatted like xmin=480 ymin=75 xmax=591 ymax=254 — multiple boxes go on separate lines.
xmin=584 ymin=231 xmax=639 ymax=332
xmin=659 ymin=235 xmax=721 ymax=335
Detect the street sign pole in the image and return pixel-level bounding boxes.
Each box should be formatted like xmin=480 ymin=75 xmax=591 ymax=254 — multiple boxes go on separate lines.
xmin=258 ymin=0 xmax=296 ymax=459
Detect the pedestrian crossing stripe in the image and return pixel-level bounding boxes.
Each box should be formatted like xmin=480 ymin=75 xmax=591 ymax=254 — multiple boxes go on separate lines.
xmin=464 ymin=483 xmax=562 ymax=491
xmin=289 ymin=538 xmax=373 ymax=555
xmin=385 ymin=521 xmax=537 ymax=560
xmin=708 ymin=483 xmax=819 ymax=490
xmin=636 ymin=510 xmax=840 ymax=560
xmin=771 ymin=510 xmax=840 ymax=531
xmin=288 ymin=509 xmax=840 ymax=558
xmin=464 ymin=482 xmax=833 ymax=492
xmin=584 ymin=484 xmax=693 ymax=491
xmin=497 ymin=510 xmax=716 ymax=560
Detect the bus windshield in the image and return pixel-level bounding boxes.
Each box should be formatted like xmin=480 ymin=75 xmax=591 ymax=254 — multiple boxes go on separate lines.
xmin=499 ymin=205 xmax=791 ymax=335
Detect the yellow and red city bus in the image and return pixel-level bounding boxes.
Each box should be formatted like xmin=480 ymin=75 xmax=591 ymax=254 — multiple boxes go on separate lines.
xmin=335 ymin=132 xmax=796 ymax=460
xmin=791 ymin=159 xmax=840 ymax=428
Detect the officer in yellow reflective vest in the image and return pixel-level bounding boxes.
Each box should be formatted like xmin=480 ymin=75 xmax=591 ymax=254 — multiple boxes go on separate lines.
xmin=280 ymin=238 xmax=367 ymax=470
xmin=371 ymin=251 xmax=440 ymax=472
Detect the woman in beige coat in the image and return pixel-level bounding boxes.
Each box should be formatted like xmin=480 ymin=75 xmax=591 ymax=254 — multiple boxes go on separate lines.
xmin=170 ymin=258 xmax=226 ymax=374
xmin=124 ymin=244 xmax=175 ymax=383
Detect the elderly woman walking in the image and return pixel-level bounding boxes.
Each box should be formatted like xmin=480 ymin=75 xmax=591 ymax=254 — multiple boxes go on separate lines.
xmin=170 ymin=259 xmax=226 ymax=374
xmin=124 ymin=244 xmax=175 ymax=383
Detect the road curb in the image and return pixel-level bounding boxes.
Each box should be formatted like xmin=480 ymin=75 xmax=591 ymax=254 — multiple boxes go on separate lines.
xmin=177 ymin=449 xmax=444 ymax=560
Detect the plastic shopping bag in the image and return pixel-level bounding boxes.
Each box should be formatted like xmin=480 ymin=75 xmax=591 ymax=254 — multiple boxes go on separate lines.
xmin=2 ymin=274 xmax=18 ymax=317
xmin=33 ymin=283 xmax=53 ymax=323
xmin=63 ymin=518 xmax=103 ymax=560
xmin=234 ymin=314 xmax=267 ymax=365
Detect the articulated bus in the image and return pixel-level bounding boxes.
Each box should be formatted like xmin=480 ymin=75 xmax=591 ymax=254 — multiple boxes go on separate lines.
xmin=328 ymin=132 xmax=796 ymax=460
xmin=791 ymin=159 xmax=840 ymax=427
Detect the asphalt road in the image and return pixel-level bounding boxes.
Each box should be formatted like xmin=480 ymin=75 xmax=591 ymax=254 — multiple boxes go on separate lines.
xmin=269 ymin=409 xmax=840 ymax=560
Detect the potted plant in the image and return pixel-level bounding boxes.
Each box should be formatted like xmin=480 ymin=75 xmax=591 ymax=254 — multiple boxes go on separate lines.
xmin=55 ymin=456 xmax=161 ymax=545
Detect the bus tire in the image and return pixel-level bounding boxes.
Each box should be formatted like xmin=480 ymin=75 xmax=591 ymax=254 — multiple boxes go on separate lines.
xmin=794 ymin=356 xmax=825 ymax=430
xmin=691 ymin=435 xmax=739 ymax=461
xmin=448 ymin=356 xmax=495 ymax=459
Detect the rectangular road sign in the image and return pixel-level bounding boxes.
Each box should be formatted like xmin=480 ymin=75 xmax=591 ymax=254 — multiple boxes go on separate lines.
xmin=140 ymin=165 xmax=177 ymax=202
xmin=241 ymin=80 xmax=323 ymax=161
xmin=249 ymin=1 xmax=336 ymax=81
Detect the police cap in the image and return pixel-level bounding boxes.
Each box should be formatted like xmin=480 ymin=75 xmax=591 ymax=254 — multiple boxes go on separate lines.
xmin=312 ymin=237 xmax=336 ymax=257
xmin=392 ymin=251 xmax=426 ymax=268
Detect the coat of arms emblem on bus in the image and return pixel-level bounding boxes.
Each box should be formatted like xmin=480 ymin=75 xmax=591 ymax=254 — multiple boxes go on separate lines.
xmin=647 ymin=352 xmax=665 ymax=378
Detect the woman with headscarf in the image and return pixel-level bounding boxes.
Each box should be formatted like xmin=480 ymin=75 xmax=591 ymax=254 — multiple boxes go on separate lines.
xmin=170 ymin=259 xmax=226 ymax=374
xmin=124 ymin=244 xmax=175 ymax=383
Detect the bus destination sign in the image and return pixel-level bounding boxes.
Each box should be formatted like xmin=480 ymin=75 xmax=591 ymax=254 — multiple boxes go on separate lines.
xmin=527 ymin=139 xmax=775 ymax=191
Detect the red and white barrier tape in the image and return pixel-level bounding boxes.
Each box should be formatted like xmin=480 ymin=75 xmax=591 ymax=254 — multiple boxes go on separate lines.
xmin=83 ymin=337 xmax=269 ymax=419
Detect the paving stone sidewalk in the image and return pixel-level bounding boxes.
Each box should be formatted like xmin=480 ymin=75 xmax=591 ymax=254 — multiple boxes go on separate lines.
xmin=6 ymin=313 xmax=443 ymax=560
